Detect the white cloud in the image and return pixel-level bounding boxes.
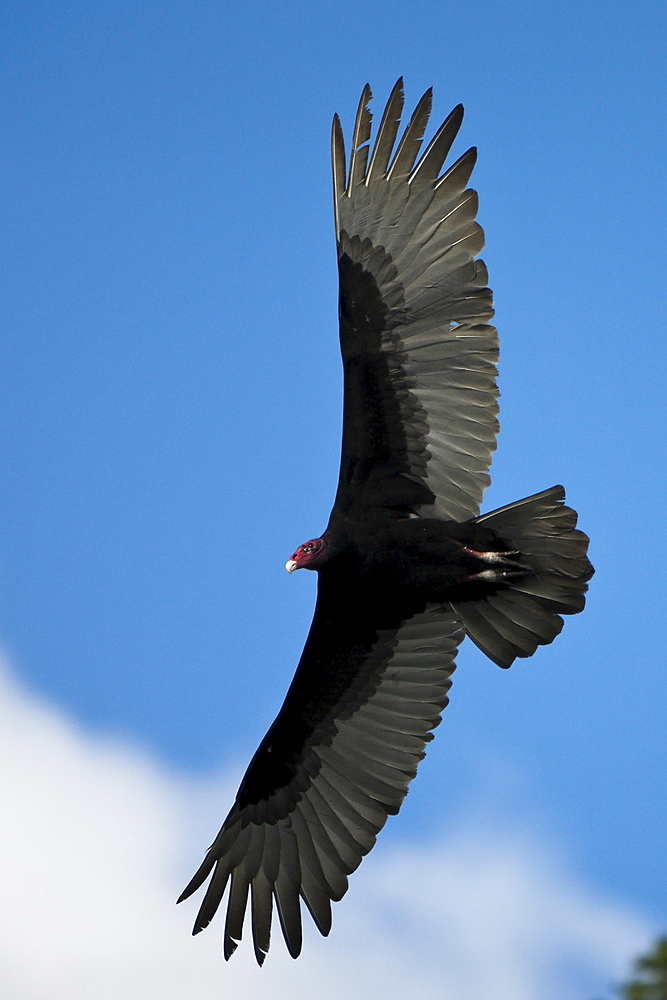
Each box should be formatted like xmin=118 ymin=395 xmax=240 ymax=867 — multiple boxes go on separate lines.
xmin=0 ymin=655 xmax=657 ymax=1000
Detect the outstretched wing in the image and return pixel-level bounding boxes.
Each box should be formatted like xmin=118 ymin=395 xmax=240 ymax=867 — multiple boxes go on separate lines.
xmin=178 ymin=592 xmax=463 ymax=964
xmin=331 ymin=80 xmax=499 ymax=523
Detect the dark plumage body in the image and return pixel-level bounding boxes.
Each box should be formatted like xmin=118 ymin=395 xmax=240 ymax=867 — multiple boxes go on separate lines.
xmin=178 ymin=81 xmax=593 ymax=964
xmin=238 ymin=517 xmax=525 ymax=810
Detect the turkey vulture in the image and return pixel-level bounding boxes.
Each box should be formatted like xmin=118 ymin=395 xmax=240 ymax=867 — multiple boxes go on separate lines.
xmin=178 ymin=80 xmax=593 ymax=964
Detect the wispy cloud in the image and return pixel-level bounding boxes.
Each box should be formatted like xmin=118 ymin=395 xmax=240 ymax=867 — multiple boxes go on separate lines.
xmin=0 ymin=655 xmax=656 ymax=999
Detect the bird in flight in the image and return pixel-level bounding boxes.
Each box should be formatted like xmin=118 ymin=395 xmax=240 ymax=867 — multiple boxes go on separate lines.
xmin=178 ymin=80 xmax=593 ymax=964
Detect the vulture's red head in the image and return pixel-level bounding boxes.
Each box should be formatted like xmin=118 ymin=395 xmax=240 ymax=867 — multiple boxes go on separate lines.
xmin=285 ymin=538 xmax=327 ymax=573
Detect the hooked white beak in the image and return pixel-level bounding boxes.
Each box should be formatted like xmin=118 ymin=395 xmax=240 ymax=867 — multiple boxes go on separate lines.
xmin=285 ymin=560 xmax=298 ymax=574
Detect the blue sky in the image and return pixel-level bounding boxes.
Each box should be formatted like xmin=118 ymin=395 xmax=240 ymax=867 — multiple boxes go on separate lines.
xmin=2 ymin=1 xmax=666 ymax=994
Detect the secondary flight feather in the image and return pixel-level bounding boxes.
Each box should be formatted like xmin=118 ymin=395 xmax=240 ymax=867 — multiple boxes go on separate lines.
xmin=178 ymin=79 xmax=593 ymax=964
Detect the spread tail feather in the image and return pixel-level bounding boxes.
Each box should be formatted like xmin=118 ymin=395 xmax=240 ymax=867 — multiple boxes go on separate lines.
xmin=451 ymin=486 xmax=593 ymax=668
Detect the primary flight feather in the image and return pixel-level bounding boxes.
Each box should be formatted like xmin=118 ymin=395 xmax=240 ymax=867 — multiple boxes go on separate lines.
xmin=178 ymin=79 xmax=593 ymax=964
